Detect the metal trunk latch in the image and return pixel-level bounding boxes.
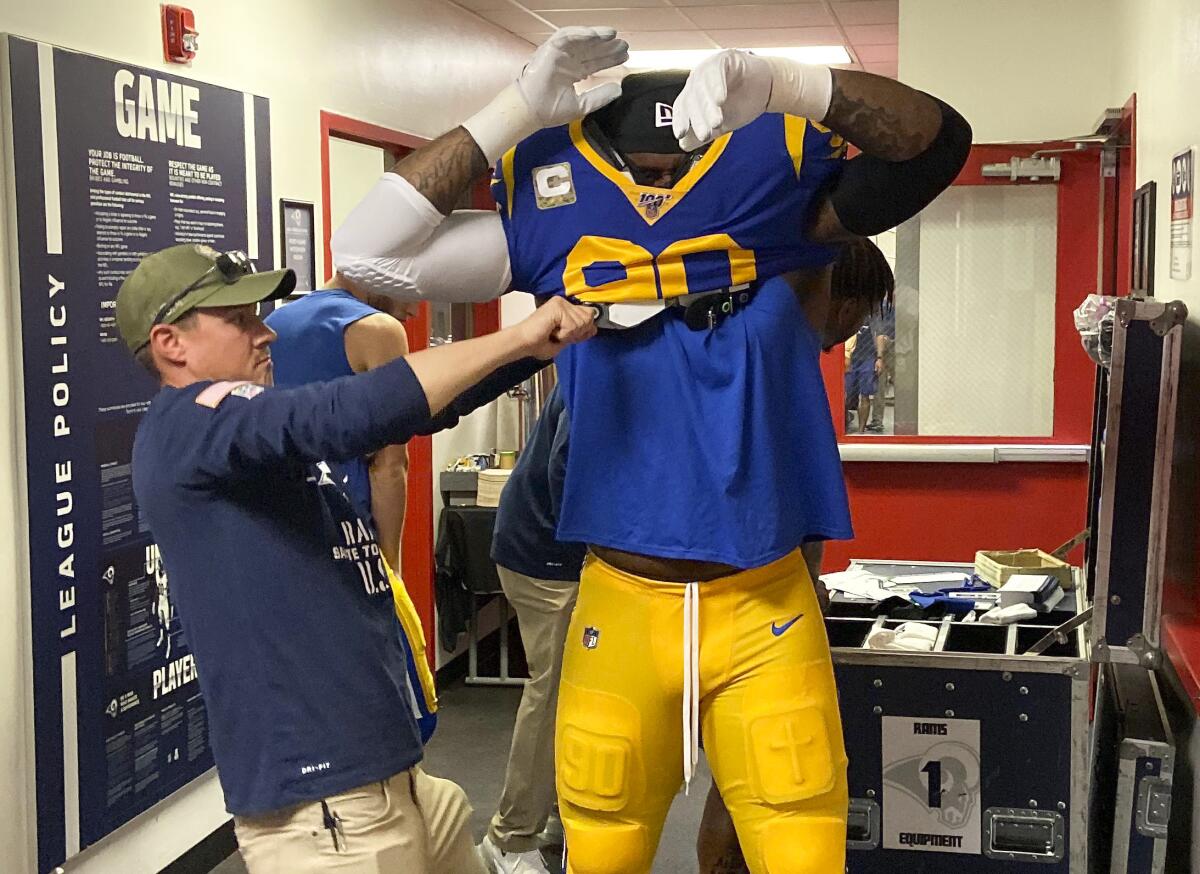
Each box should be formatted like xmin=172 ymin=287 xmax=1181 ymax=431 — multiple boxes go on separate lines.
xmin=1136 ymin=776 xmax=1172 ymax=838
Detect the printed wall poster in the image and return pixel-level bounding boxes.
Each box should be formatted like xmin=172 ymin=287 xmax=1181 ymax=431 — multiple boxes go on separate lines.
xmin=1170 ymin=147 xmax=1194 ymax=281
xmin=3 ymin=35 xmax=273 ymax=871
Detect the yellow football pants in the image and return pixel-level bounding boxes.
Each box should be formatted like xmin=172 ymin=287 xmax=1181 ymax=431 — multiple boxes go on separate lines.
xmin=556 ymin=550 xmax=848 ymax=874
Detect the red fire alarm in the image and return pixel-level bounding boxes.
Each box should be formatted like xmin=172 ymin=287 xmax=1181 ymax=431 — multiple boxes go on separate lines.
xmin=162 ymin=5 xmax=198 ymax=64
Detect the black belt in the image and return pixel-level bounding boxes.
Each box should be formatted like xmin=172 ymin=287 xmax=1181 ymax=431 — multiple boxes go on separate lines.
xmin=680 ymin=283 xmax=757 ymax=331
xmin=582 ymin=282 xmax=758 ymax=332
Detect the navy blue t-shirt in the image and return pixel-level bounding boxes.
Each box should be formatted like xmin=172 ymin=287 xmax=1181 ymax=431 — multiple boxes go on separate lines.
xmin=133 ymin=354 xmax=544 ymax=815
xmin=491 ymin=383 xmax=585 ymax=581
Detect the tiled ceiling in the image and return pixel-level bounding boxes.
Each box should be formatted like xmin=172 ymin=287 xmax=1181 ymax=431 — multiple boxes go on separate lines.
xmin=449 ymin=0 xmax=899 ymax=78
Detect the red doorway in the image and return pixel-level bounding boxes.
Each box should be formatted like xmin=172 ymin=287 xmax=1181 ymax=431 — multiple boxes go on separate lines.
xmin=319 ymin=111 xmax=499 ymax=661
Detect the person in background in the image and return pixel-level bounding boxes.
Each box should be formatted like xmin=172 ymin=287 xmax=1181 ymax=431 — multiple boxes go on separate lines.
xmin=267 ymin=278 xmax=417 ymax=570
xmin=481 ymin=382 xmax=585 ymax=874
xmin=266 ymin=280 xmax=440 ymax=741
xmin=867 ymin=299 xmax=896 ymax=433
xmin=844 ymin=318 xmax=881 ymax=434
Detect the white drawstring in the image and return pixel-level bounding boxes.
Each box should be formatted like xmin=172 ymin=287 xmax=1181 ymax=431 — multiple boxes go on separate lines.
xmin=682 ymin=582 xmax=701 ymax=793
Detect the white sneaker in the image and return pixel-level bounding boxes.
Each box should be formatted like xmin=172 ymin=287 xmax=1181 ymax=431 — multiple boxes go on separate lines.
xmin=479 ymin=834 xmax=553 ymax=874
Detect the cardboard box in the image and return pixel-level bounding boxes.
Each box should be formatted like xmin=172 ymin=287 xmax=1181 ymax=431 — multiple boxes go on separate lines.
xmin=975 ymin=549 xmax=1074 ymax=591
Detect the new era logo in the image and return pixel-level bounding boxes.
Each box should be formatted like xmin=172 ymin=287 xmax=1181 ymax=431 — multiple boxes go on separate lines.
xmin=655 ymin=102 xmax=673 ymax=128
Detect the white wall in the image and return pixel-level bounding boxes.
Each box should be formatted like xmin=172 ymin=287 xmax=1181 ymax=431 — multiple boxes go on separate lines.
xmin=899 ymin=0 xmax=1200 ymax=313
xmin=1110 ymin=0 xmax=1200 ymax=312
xmin=899 ymin=0 xmax=1119 ymax=144
xmin=1109 ymin=5 xmax=1200 ymax=864
xmin=0 ymin=2 xmax=531 ymax=872
xmin=328 ymin=138 xmax=389 ymax=249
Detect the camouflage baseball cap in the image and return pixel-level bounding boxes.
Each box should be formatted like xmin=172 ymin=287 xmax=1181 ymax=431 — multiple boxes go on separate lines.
xmin=117 ymin=244 xmax=295 ymax=352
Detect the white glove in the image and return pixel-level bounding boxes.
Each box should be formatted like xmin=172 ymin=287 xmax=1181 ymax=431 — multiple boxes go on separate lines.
xmin=464 ymin=27 xmax=628 ymax=164
xmin=672 ymin=49 xmax=832 ymax=151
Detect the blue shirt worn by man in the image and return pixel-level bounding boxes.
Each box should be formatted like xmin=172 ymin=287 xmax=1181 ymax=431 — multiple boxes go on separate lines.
xmin=266 ymin=289 xmax=383 ymax=523
xmin=491 ymin=383 xmax=586 ymax=581
xmin=133 ymin=355 xmax=541 ymax=815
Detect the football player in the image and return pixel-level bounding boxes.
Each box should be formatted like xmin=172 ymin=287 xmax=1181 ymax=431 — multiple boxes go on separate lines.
xmin=332 ymin=33 xmax=968 ymax=874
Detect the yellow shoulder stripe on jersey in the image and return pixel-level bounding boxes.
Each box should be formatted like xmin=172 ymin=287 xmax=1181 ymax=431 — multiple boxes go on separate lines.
xmin=784 ymin=114 xmax=808 ymax=178
xmin=809 ymin=119 xmax=848 ymax=158
xmin=500 ymin=146 xmax=517 ymax=219
xmin=568 ymin=119 xmax=732 ymax=227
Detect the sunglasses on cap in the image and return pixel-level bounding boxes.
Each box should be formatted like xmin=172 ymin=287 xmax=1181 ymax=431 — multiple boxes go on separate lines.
xmin=150 ymin=250 xmax=256 ymax=327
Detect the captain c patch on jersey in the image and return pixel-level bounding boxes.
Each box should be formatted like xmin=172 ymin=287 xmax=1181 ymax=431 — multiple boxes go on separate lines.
xmin=533 ymin=162 xmax=576 ymax=210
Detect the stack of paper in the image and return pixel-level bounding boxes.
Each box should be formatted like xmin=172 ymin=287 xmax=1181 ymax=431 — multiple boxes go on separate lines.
xmin=476 ymin=468 xmax=513 ymax=508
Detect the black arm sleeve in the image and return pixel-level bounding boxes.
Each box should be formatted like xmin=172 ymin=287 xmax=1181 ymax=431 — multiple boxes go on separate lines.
xmin=416 ymin=356 xmax=547 ymax=435
xmin=830 ymin=96 xmax=973 ymax=237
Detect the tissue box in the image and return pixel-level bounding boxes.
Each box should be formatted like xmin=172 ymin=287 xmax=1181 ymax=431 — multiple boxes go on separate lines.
xmin=975 ymin=549 xmax=1073 ymax=590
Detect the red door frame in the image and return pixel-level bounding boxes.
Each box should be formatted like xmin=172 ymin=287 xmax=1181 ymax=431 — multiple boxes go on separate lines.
xmin=319 ymin=111 xmax=500 ymax=661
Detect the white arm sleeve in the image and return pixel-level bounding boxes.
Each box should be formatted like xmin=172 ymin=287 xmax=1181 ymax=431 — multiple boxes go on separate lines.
xmin=331 ymin=173 xmax=512 ymax=303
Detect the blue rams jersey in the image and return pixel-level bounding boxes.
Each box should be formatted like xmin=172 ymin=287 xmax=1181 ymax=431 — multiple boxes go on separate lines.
xmin=492 ymin=113 xmax=844 ymax=301
xmin=554 ymin=276 xmax=854 ymax=568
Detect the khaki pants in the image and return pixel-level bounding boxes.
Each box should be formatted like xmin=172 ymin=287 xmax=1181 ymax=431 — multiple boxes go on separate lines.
xmin=488 ymin=565 xmax=578 ymax=853
xmin=235 ymin=767 xmax=485 ymax=874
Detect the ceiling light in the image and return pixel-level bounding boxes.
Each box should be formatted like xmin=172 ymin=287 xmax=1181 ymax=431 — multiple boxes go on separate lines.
xmin=624 ymin=46 xmax=852 ymax=70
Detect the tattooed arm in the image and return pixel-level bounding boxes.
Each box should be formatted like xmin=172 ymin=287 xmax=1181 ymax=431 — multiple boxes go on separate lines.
xmin=672 ymin=52 xmax=970 ymax=243
xmin=389 ymin=127 xmax=488 ymax=216
xmin=805 ymin=69 xmax=970 ymax=241
xmin=823 ymin=69 xmax=942 ymax=161
xmin=809 ymin=72 xmax=970 ymax=241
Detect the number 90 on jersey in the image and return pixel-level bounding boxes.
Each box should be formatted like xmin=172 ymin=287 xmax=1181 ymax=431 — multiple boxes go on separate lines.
xmin=562 ymin=233 xmax=757 ymax=303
